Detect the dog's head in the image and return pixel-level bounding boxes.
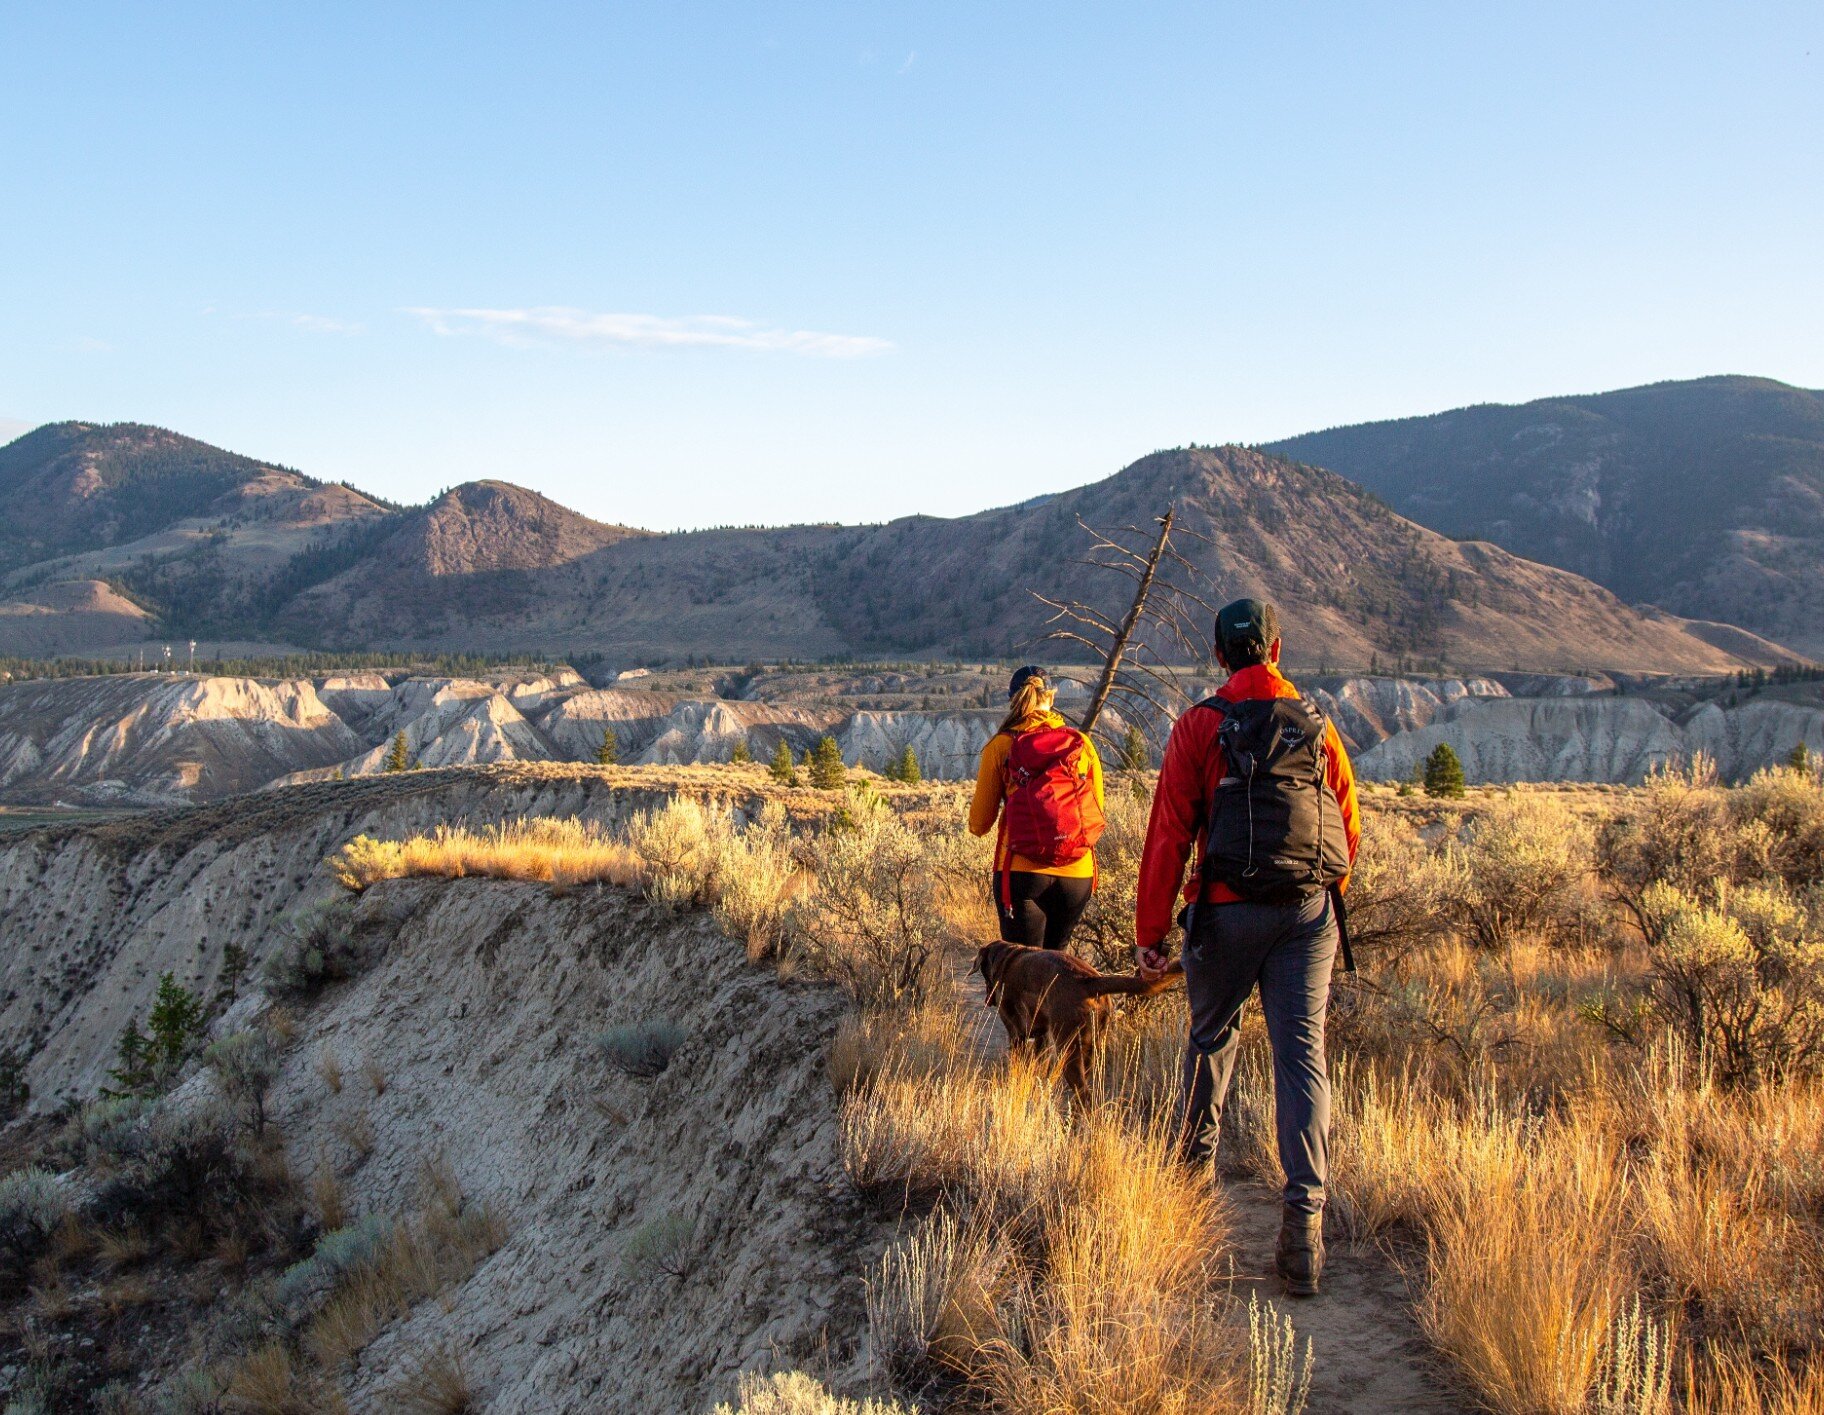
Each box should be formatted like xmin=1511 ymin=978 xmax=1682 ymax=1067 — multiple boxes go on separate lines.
xmin=975 ymin=941 xmax=1016 ymax=1006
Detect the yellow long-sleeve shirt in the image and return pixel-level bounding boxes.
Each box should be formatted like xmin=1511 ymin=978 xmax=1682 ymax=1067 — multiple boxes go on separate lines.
xmin=968 ymin=711 xmax=1105 ymax=876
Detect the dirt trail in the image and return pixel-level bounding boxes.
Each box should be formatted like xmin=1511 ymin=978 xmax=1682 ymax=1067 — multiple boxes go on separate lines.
xmin=1219 ymin=1180 xmax=1470 ymax=1414
xmin=951 ymin=965 xmax=1467 ymax=1413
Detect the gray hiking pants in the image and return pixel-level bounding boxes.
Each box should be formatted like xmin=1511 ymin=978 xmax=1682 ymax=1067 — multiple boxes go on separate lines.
xmin=1178 ymin=891 xmax=1338 ymax=1215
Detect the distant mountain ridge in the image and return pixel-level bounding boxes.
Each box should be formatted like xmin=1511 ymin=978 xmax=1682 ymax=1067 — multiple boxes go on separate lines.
xmin=0 ymin=414 xmax=1803 ymax=673
xmin=1268 ymin=375 xmax=1824 ymax=655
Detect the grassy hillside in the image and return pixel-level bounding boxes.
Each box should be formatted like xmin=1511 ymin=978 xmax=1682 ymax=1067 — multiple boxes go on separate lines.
xmin=1269 ymin=376 xmax=1824 ymax=654
xmin=0 ymin=419 xmax=1801 ymax=673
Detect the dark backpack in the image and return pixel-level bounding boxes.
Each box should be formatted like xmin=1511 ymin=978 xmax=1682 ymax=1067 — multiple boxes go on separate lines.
xmin=1198 ymin=695 xmax=1351 ymax=901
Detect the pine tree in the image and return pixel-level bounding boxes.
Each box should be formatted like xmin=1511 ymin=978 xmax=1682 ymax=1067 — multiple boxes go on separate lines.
xmin=385 ymin=731 xmax=411 ymax=772
xmin=769 ymin=739 xmax=798 ymax=786
xmin=1789 ymin=741 xmax=1813 ymax=774
xmin=1118 ymin=724 xmax=1149 ymax=774
xmin=147 ymin=972 xmax=205 ymax=1070
xmin=894 ymin=745 xmax=921 ymax=784
xmin=810 ymin=736 xmax=847 ymax=790
xmin=730 ymin=738 xmax=752 ymax=765
xmin=105 ymin=1019 xmax=156 ymax=1099
xmin=1423 ymin=742 xmax=1466 ymax=799
xmin=596 ymin=727 xmax=620 ymax=766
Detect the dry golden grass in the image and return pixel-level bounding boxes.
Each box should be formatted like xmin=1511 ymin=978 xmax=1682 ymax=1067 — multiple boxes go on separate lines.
xmin=310 ymin=1163 xmax=347 ymax=1231
xmin=317 ymin=1046 xmax=344 ymax=1094
xmin=333 ymin=1106 xmax=376 ymax=1161
xmin=381 ymin=1344 xmax=476 ymax=1414
xmin=851 ymin=997 xmax=1253 ymax=1413
xmin=712 ymin=1370 xmax=920 ymax=1415
xmin=1415 ymin=1117 xmax=1627 ymax=1415
xmin=303 ymin=1192 xmax=507 ymax=1372
xmin=328 ymin=818 xmax=642 ymax=891
xmin=221 ymin=1341 xmax=349 ymax=1415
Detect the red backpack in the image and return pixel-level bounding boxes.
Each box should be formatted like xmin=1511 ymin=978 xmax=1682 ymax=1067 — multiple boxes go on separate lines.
xmin=1001 ymin=726 xmax=1105 ymax=867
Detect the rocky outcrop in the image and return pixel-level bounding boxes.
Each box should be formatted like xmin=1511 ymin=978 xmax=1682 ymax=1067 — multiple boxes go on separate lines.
xmin=3 ymin=668 xmax=1818 ymax=804
xmin=837 ymin=709 xmax=996 ymax=779
xmin=1307 ymin=676 xmax=1509 ymax=751
xmin=0 ymin=768 xmax=878 ymax=1409
xmin=0 ymin=673 xmax=364 ymax=804
xmin=1359 ymin=694 xmax=1824 ymax=783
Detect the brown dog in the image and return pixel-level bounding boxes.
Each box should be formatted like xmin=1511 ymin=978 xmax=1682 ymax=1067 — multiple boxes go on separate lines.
xmin=975 ymin=941 xmax=1181 ymax=1096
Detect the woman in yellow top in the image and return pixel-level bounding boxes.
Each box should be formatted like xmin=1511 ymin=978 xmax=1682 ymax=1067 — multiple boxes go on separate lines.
xmin=969 ymin=665 xmax=1105 ymax=951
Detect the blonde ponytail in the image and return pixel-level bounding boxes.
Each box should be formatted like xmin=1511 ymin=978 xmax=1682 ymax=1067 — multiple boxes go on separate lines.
xmin=998 ymin=678 xmax=1057 ymax=737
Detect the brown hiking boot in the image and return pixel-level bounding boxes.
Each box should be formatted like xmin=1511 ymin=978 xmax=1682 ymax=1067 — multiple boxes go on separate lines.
xmin=1275 ymin=1207 xmax=1324 ymax=1298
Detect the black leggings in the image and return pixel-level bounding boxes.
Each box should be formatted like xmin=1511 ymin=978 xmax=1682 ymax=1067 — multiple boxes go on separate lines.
xmin=993 ymin=871 xmax=1095 ymax=950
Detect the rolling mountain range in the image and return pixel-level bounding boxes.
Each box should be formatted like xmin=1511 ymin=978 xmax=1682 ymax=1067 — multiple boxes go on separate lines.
xmin=0 ymin=400 xmax=1809 ymax=673
xmin=1269 ymin=375 xmax=1824 ymax=655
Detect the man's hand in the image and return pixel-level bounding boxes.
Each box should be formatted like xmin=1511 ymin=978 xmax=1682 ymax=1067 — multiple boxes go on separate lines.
xmin=1136 ymin=944 xmax=1170 ymax=980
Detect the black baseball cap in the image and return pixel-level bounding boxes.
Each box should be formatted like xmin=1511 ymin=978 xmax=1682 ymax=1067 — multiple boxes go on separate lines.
xmin=1008 ymin=665 xmax=1047 ymax=699
xmin=1215 ymin=598 xmax=1279 ymax=660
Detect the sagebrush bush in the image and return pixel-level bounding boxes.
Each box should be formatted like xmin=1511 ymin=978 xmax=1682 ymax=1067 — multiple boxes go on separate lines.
xmin=206 ymin=1029 xmax=284 ymax=1133
xmin=277 ymin=1213 xmax=391 ymax=1314
xmin=788 ymin=801 xmax=972 ymax=1008
xmin=1598 ymin=761 xmax=1769 ymax=923
xmin=1730 ymin=763 xmax=1824 ymax=890
xmin=596 ymin=1020 xmax=686 ymax=1078
xmin=68 ymin=1094 xmax=156 ymax=1167
xmin=620 ymin=1212 xmax=694 ymax=1280
xmin=1342 ymin=811 xmax=1457 ymax=964
xmin=264 ymin=900 xmax=364 ymax=995
xmin=1440 ymin=793 xmax=1595 ymax=950
xmin=1638 ymin=880 xmax=1824 ymax=1083
xmin=626 ymin=798 xmax=727 ymax=907
xmin=88 ymin=1102 xmax=268 ymax=1237
xmin=0 ymin=1167 xmax=70 ymax=1282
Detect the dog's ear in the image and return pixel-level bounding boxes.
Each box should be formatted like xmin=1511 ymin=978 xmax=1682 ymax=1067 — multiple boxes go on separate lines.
xmin=974 ymin=944 xmax=993 ymax=980
xmin=978 ymin=943 xmax=1009 ymax=990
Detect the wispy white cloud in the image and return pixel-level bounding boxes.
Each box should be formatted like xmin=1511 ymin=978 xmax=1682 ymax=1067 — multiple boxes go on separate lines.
xmin=897 ymin=51 xmax=918 ymax=74
xmin=201 ymin=305 xmax=365 ymax=335
xmin=283 ymin=312 xmax=365 ymax=335
xmin=404 ymin=306 xmax=893 ymax=359
xmin=61 ymin=336 xmax=114 ymax=353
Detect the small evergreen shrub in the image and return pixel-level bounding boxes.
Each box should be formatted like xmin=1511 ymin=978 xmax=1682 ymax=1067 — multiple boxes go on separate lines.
xmin=1423 ymin=743 xmax=1466 ymax=798
xmin=1118 ymin=724 xmax=1150 ymax=774
xmin=105 ymin=972 xmax=207 ymax=1098
xmin=810 ymin=736 xmax=847 ymax=790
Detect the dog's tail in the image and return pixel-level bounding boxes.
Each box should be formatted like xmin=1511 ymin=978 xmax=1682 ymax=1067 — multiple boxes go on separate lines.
xmin=1081 ymin=961 xmax=1183 ymax=998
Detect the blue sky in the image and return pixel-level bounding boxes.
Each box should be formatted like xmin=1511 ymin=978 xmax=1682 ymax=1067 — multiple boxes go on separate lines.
xmin=2 ymin=2 xmax=1819 ymax=530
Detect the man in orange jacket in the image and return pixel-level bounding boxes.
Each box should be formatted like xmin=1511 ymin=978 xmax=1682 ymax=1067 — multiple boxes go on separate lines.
xmin=1136 ymin=598 xmax=1360 ymax=1297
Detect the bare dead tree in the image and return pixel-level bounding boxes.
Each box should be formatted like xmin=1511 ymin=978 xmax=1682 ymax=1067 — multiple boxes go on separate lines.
xmin=1028 ymin=507 xmax=1218 ymax=748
